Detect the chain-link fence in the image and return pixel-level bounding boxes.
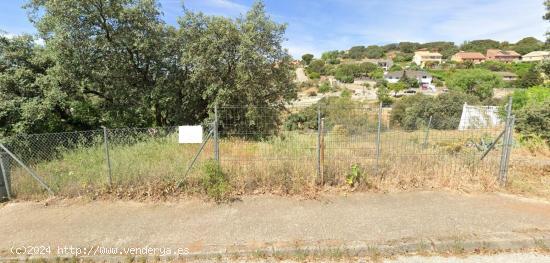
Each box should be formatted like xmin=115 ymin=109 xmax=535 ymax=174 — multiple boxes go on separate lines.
xmin=0 ymin=101 xmax=515 ymax=199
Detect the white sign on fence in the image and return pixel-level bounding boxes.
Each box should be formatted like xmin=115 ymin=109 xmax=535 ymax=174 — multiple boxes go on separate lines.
xmin=178 ymin=126 xmax=203 ymax=144
xmin=458 ymin=103 xmax=502 ymax=130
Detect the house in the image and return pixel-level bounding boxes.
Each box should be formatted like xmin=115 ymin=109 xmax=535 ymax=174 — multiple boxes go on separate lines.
xmin=451 ymin=51 xmax=486 ymax=64
xmin=413 ymin=50 xmax=443 ymax=68
xmin=495 ymin=72 xmax=518 ymax=81
xmin=522 ymin=51 xmax=550 ymax=62
xmin=384 ymin=70 xmax=432 ymax=89
xmin=364 ymin=59 xmax=394 ymax=71
xmin=486 ymin=49 xmax=521 ymax=62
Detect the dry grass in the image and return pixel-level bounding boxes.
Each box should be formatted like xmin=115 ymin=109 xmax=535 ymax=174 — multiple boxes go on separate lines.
xmin=6 ymin=125 xmax=537 ymax=201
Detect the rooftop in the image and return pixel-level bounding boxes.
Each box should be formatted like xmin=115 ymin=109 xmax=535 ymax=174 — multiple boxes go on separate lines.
xmin=453 ymin=51 xmax=486 ymax=59
xmin=385 ymin=70 xmax=432 ymax=78
xmin=523 ymin=51 xmax=550 ymax=57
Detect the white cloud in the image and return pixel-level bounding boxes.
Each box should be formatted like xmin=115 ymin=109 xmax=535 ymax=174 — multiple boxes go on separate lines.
xmin=432 ymin=0 xmax=546 ymax=43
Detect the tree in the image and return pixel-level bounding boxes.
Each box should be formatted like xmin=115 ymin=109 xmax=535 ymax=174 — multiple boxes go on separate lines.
xmin=365 ymin=45 xmax=384 ymax=59
xmin=398 ymin=42 xmax=421 ymax=53
xmin=388 ymin=82 xmax=406 ymax=96
xmin=376 ymin=80 xmax=393 ymax=105
xmin=0 ymin=34 xmax=76 ymax=137
xmin=301 ymin=54 xmax=314 ymax=65
xmin=321 ymin=50 xmax=339 ymax=61
xmin=420 ymin=41 xmax=458 ymax=59
xmin=389 ymin=64 xmax=402 ymax=71
xmin=545 ymin=0 xmax=550 ymax=43
xmin=460 ymin=39 xmax=501 ymax=53
xmin=348 ymin=46 xmax=366 ymax=59
xmin=21 ymin=0 xmax=296 ymax=136
xmin=390 ymin=92 xmax=479 ymax=130
xmin=398 ymin=71 xmax=419 ymax=88
xmin=26 ymin=0 xmax=176 ymax=127
xmin=516 ymin=65 xmax=543 ymax=89
xmin=446 ymin=69 xmax=503 ymax=100
xmin=513 ymin=37 xmax=543 ymax=55
xmin=307 ymin=59 xmax=326 ymax=75
xmin=515 ymin=101 xmax=550 ymax=144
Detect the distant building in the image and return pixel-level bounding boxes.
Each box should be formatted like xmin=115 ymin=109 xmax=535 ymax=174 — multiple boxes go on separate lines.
xmin=364 ymin=59 xmax=394 ymax=71
xmin=522 ymin=51 xmax=550 ymax=62
xmin=486 ymin=49 xmax=521 ymax=63
xmin=451 ymin=51 xmax=486 ymax=64
xmin=413 ymin=50 xmax=443 ymax=68
xmin=384 ymin=70 xmax=432 ymax=88
xmin=495 ymin=72 xmax=518 ymax=81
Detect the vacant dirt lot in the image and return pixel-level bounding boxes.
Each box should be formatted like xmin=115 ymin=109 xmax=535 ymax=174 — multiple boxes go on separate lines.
xmin=1 ymin=192 xmax=549 ymax=261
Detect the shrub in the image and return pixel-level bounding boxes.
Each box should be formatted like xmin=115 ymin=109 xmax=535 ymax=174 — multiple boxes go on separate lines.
xmin=346 ymin=164 xmax=363 ymax=187
xmin=201 ymin=160 xmax=231 ymax=202
xmin=340 ymin=88 xmax=352 ymax=98
xmin=515 ymin=101 xmax=550 ymax=145
xmin=391 ymin=92 xmax=479 ymax=130
xmin=376 ymin=80 xmax=393 ymax=105
xmin=446 ymin=69 xmax=503 ymax=100
xmin=336 ymin=74 xmax=354 ymax=83
xmin=518 ymin=134 xmax=549 ymax=153
xmin=318 ymin=82 xmax=331 ymax=93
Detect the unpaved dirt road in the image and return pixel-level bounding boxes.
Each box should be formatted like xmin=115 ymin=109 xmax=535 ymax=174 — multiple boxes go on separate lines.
xmin=1 ymin=192 xmax=549 ymax=260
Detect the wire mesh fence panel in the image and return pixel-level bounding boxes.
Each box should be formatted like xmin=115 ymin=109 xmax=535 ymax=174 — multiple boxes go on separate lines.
xmin=1 ymin=130 xmax=106 ymax=198
xmin=320 ymin=104 xmax=381 ymax=185
xmin=218 ymin=106 xmax=318 ymax=192
xmin=106 ymin=126 xmax=214 ymax=187
xmin=378 ymin=109 xmax=505 ymax=189
xmin=0 ymin=102 xmax=511 ymax=199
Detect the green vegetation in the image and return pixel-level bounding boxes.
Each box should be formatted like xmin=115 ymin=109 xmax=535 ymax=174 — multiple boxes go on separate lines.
xmin=517 ymin=66 xmax=544 ymax=89
xmin=391 ymin=93 xmax=479 ymax=130
xmin=301 ymin=54 xmax=314 ymax=65
xmin=346 ymin=164 xmax=365 ymax=187
xmin=318 ymin=82 xmax=331 ymax=93
xmin=512 ymin=85 xmax=550 ymax=145
xmin=1 ymin=0 xmax=295 ymax=138
xmin=512 ymin=37 xmax=544 ymax=55
xmin=201 ymin=160 xmax=231 ymax=202
xmin=446 ymin=69 xmax=504 ymax=100
xmin=460 ymin=39 xmax=501 ymax=53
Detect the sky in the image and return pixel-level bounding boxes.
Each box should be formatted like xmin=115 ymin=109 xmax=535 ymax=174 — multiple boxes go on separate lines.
xmin=0 ymin=0 xmax=547 ymax=58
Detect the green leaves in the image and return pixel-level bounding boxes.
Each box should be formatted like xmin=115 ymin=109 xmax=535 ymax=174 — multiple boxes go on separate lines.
xmin=1 ymin=0 xmax=296 ymax=137
xmin=446 ymin=69 xmax=503 ymax=101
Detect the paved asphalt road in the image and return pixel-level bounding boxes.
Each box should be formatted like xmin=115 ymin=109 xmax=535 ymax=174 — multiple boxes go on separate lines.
xmin=0 ymin=192 xmax=549 ymax=260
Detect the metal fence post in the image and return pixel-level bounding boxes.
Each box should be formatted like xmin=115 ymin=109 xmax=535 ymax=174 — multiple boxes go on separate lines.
xmin=0 ymin=144 xmax=54 ymax=195
xmin=423 ymin=115 xmax=433 ymax=148
xmin=501 ymin=116 xmax=515 ymax=185
xmin=317 ymin=104 xmax=322 ymax=184
xmin=214 ymin=104 xmax=220 ymax=163
xmin=0 ymin=153 xmax=11 ymax=200
xmin=101 ymin=126 xmax=113 ymax=186
xmin=375 ymin=102 xmax=382 ymax=173
xmin=499 ymin=96 xmax=513 ymax=185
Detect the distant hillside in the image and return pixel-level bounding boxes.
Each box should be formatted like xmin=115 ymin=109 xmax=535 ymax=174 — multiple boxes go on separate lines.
xmin=307 ymin=37 xmax=545 ymax=61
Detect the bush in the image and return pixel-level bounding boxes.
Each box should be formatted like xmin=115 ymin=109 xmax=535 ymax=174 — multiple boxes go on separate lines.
xmin=515 ymin=100 xmax=550 ymax=145
xmin=391 ymin=92 xmax=479 ymax=130
xmin=318 ymin=82 xmax=331 ymax=93
xmin=201 ymin=160 xmax=231 ymax=202
xmin=446 ymin=69 xmax=503 ymax=100
xmin=308 ymin=72 xmax=320 ymax=79
xmin=336 ymin=74 xmax=354 ymax=83
xmin=376 ymin=80 xmax=393 ymax=105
